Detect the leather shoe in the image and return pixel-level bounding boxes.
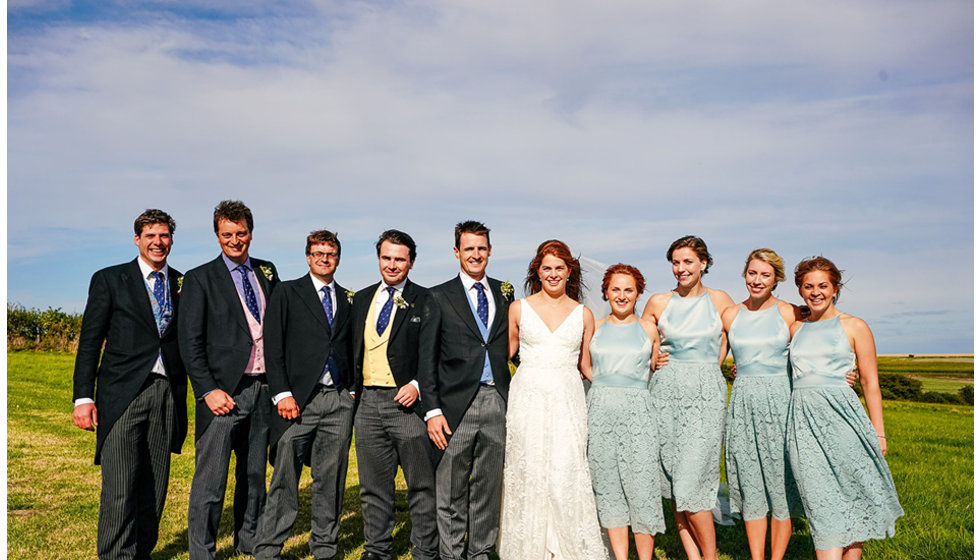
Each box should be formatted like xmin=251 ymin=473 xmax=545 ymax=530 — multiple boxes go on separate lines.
xmin=360 ymin=553 xmax=389 ymax=560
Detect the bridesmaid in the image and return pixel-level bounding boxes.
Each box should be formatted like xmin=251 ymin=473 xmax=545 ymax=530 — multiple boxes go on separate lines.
xmin=585 ymin=264 xmax=664 ymax=560
xmin=721 ymin=249 xmax=804 ymax=560
xmin=641 ymin=235 xmax=734 ymax=560
xmin=787 ymin=257 xmax=903 ymax=560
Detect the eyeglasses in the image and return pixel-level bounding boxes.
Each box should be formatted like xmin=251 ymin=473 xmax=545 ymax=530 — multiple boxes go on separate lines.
xmin=309 ymin=251 xmax=338 ymax=260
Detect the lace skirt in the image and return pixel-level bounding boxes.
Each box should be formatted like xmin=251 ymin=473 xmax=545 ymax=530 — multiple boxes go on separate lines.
xmin=649 ymin=360 xmax=727 ymax=512
xmin=725 ymin=375 xmax=804 ymax=521
xmin=787 ymin=386 xmax=904 ymax=549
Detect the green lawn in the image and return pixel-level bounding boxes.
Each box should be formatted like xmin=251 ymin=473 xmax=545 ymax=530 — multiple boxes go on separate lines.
xmin=7 ymin=352 xmax=975 ymax=559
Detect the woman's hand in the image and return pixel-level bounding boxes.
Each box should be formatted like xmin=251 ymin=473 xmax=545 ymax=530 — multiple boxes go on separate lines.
xmin=654 ymin=352 xmax=670 ymax=370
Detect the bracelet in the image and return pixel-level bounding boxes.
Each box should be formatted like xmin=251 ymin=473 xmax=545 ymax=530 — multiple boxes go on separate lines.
xmin=877 ymin=435 xmax=887 ymax=439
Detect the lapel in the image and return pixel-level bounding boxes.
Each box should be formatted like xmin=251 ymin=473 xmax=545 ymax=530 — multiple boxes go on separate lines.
xmin=487 ymin=277 xmax=509 ymax=340
xmin=212 ymin=256 xmax=250 ymax=335
xmin=446 ymin=276 xmax=485 ymax=340
xmin=298 ymin=278 xmax=330 ymax=332
xmin=352 ymin=282 xmax=379 ymax=351
xmin=388 ymin=279 xmax=417 ymax=340
xmin=163 ymin=266 xmax=182 ymax=337
xmin=332 ymin=282 xmax=351 ymax=336
xmin=124 ymin=259 xmax=158 ymax=334
xmin=252 ymin=259 xmax=272 ymax=298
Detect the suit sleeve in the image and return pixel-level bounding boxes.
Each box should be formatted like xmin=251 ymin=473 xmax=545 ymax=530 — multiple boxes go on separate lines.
xmin=72 ymin=271 xmax=112 ymax=402
xmin=416 ymin=290 xmax=442 ymax=412
xmin=177 ymin=270 xmax=218 ymax=398
xmin=263 ymin=287 xmax=290 ymax=398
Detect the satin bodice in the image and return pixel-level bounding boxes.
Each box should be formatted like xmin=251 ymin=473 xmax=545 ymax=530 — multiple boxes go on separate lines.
xmin=789 ymin=316 xmax=854 ymax=389
xmin=589 ymin=320 xmax=652 ymax=389
xmin=728 ymin=305 xmax=791 ymax=377
xmin=658 ymin=292 xmax=722 ymax=362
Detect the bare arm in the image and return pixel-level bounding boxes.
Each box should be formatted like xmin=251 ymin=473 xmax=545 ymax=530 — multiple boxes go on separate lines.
xmin=845 ymin=315 xmax=887 ymax=455
xmin=709 ymin=289 xmax=736 ymax=366
xmin=508 ymin=300 xmax=521 ymax=359
xmin=639 ymin=318 xmax=661 ymax=370
xmin=579 ymin=307 xmax=596 ymax=381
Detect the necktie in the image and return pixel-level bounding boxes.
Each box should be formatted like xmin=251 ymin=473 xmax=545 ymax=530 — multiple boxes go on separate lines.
xmin=376 ymin=286 xmax=396 ymax=335
xmin=474 ymin=282 xmax=489 ymax=327
xmin=150 ymin=271 xmax=170 ymax=334
xmin=237 ymin=265 xmax=261 ymax=323
xmin=321 ymin=285 xmax=342 ymax=387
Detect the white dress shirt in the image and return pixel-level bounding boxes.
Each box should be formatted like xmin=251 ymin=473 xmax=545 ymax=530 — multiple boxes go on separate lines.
xmin=372 ymin=278 xmax=419 ymax=395
xmin=271 ymin=274 xmax=337 ymax=405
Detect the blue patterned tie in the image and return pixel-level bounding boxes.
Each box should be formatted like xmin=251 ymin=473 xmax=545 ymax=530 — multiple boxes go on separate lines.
xmin=236 ymin=265 xmax=261 ymax=323
xmin=321 ymin=285 xmax=342 ymax=386
xmin=474 ymin=282 xmax=489 ymax=327
xmin=376 ymin=286 xmax=396 ymax=335
xmin=150 ymin=271 xmax=170 ymax=334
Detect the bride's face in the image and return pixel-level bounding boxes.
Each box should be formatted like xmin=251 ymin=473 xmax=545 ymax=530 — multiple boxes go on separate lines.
xmin=538 ymin=254 xmax=569 ymax=295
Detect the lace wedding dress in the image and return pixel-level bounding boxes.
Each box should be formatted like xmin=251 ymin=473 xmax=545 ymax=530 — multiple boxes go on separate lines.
xmin=498 ymin=301 xmax=608 ymax=560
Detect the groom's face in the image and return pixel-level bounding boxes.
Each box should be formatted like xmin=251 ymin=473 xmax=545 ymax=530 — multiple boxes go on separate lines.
xmin=378 ymin=240 xmax=413 ymax=286
xmin=454 ymin=232 xmax=491 ymax=280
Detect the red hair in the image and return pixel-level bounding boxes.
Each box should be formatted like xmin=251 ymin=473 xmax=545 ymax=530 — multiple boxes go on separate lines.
xmin=524 ymin=240 xmax=582 ymax=302
xmin=601 ymin=264 xmax=645 ymax=300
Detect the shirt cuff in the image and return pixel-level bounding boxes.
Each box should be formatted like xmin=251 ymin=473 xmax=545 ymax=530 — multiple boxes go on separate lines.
xmin=74 ymin=398 xmax=95 ymax=407
xmin=271 ymin=391 xmax=293 ymax=405
xmin=423 ymin=408 xmax=444 ymax=422
xmin=409 ymin=379 xmax=420 ymax=394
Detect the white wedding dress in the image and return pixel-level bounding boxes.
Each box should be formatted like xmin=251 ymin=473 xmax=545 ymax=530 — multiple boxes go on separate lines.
xmin=498 ymin=301 xmax=608 ymax=560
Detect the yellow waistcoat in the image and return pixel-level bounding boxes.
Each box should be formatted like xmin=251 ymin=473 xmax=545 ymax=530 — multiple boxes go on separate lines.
xmin=362 ymin=289 xmax=397 ymax=387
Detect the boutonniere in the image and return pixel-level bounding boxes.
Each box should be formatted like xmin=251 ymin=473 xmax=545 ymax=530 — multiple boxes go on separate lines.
xmin=346 ymin=289 xmax=355 ymax=304
xmin=500 ymin=281 xmax=514 ymax=298
xmin=393 ymin=295 xmax=409 ymax=309
xmin=177 ymin=276 xmax=184 ymax=293
xmin=258 ymin=265 xmax=274 ymax=281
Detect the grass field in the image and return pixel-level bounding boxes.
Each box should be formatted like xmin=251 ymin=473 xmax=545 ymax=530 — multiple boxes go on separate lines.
xmin=878 ymin=355 xmax=974 ymax=394
xmin=7 ymin=352 xmax=974 ymax=559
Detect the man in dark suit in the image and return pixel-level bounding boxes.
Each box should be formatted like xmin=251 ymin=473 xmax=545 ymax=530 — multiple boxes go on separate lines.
xmin=252 ymin=230 xmax=356 ymax=560
xmin=420 ymin=221 xmax=513 ymax=560
xmin=72 ymin=209 xmax=188 ymax=560
xmin=351 ymin=229 xmax=438 ymax=560
xmin=178 ymin=200 xmax=279 ymax=559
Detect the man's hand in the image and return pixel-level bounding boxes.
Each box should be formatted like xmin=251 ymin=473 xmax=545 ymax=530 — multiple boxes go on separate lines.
xmin=204 ymin=389 xmax=236 ymax=416
xmin=73 ymin=403 xmax=98 ymax=431
xmin=654 ymin=352 xmax=670 ymax=371
xmin=277 ymin=396 xmax=300 ymax=420
xmin=427 ymin=415 xmax=453 ymax=450
xmin=393 ymin=384 xmax=419 ymax=407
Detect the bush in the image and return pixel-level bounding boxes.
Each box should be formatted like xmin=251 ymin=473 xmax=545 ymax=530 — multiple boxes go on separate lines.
xmin=957 ymin=385 xmax=973 ymax=405
xmin=878 ymin=373 xmax=923 ymax=401
xmin=7 ymin=303 xmax=83 ymax=352
xmin=920 ymin=391 xmax=961 ymax=405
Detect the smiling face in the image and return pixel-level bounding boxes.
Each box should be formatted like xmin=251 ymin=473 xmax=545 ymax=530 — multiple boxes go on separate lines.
xmin=307 ymin=242 xmax=339 ymax=284
xmin=454 ymin=232 xmax=491 ymax=281
xmin=216 ymin=218 xmax=252 ymax=265
xmin=605 ymin=273 xmax=638 ymax=316
xmin=798 ymin=270 xmax=839 ymax=315
xmin=134 ymin=222 xmax=172 ymax=271
xmin=671 ymin=246 xmax=706 ymax=289
xmin=744 ymin=258 xmax=777 ymax=299
xmin=538 ymin=253 xmax=569 ymax=296
xmin=378 ymin=240 xmax=413 ymax=286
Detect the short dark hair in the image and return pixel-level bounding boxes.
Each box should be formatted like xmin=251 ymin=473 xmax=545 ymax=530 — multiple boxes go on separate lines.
xmin=134 ymin=209 xmax=176 ymax=236
xmin=213 ymin=200 xmax=254 ymax=233
xmin=376 ymin=229 xmax=417 ymax=262
xmin=306 ymin=230 xmax=341 ymax=258
xmin=666 ymin=235 xmax=713 ymax=274
xmin=454 ymin=220 xmax=491 ymax=248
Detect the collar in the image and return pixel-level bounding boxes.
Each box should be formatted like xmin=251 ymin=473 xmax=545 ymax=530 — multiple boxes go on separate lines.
xmin=310 ymin=273 xmax=335 ymax=293
xmin=222 ymin=253 xmax=253 ymax=272
xmin=458 ymin=271 xmax=490 ymax=294
xmin=137 ymin=257 xmax=169 ymax=280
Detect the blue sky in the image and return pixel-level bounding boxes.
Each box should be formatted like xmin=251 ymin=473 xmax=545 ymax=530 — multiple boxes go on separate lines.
xmin=7 ymin=0 xmax=973 ymax=353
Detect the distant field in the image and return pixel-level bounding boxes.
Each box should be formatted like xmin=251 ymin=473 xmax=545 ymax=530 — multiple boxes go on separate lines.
xmin=877 ymin=355 xmax=974 ymax=394
xmin=7 ymin=352 xmax=974 ymax=560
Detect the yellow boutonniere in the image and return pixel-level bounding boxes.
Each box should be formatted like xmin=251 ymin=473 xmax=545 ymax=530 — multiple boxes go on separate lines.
xmin=177 ymin=276 xmax=184 ymax=293
xmin=500 ymin=281 xmax=514 ymax=298
xmin=258 ymin=265 xmax=274 ymax=281
xmin=346 ymin=289 xmax=355 ymax=304
xmin=394 ymin=295 xmax=409 ymax=309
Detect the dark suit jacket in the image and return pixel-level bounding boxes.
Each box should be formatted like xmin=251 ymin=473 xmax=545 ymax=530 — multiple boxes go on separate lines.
xmin=178 ymin=255 xmax=279 ymax=439
xmin=419 ymin=276 xmax=512 ymax=435
xmin=72 ymin=259 xmax=188 ymax=465
xmin=264 ymin=275 xmax=353 ymax=449
xmin=351 ymin=279 xmax=435 ymax=420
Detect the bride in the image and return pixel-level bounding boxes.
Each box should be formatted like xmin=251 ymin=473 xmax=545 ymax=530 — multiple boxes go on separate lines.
xmin=498 ymin=240 xmax=608 ymax=560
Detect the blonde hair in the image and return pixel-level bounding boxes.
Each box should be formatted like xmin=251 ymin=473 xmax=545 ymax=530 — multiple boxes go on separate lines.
xmin=742 ymin=248 xmax=785 ymax=283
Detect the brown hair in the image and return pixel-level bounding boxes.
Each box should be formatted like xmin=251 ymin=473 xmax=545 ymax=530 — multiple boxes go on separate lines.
xmin=134 ymin=209 xmax=176 ymax=236
xmin=306 ymin=230 xmax=341 ymax=258
xmin=454 ymin=220 xmax=491 ymax=248
xmin=742 ymin=248 xmax=785 ymax=283
xmin=213 ymin=200 xmax=254 ymax=233
xmin=524 ymin=240 xmax=582 ymax=302
xmin=601 ymin=264 xmax=645 ymax=301
xmin=794 ymin=256 xmax=844 ymax=302
xmin=666 ymin=235 xmax=712 ymax=274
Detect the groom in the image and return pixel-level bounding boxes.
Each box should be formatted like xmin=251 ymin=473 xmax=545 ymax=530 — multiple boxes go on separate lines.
xmin=421 ymin=220 xmax=513 ymax=560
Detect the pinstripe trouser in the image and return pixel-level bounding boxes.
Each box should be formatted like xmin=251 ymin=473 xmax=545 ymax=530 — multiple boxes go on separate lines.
xmin=187 ymin=377 xmax=270 ymax=560
xmin=355 ymin=387 xmax=439 ymax=560
xmin=97 ymin=376 xmax=174 ymax=560
xmin=435 ymin=385 xmax=506 ymax=560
